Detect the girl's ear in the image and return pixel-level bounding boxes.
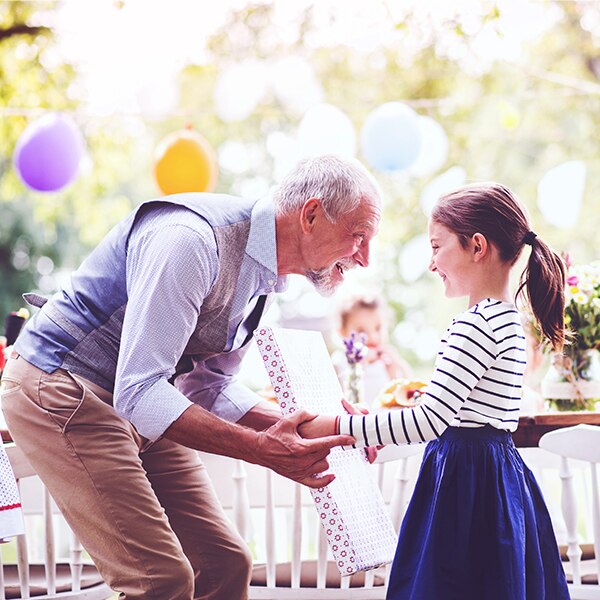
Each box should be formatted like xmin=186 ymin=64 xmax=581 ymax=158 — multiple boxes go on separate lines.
xmin=471 ymin=233 xmax=488 ymax=262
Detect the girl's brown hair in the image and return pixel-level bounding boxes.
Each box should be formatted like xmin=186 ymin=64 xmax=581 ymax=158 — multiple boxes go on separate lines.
xmin=431 ymin=182 xmax=566 ymax=351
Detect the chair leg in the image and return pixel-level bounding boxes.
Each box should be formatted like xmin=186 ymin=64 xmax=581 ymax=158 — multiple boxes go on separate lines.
xmin=70 ymin=530 xmax=84 ymax=592
xmin=265 ymin=470 xmax=276 ymax=588
xmin=590 ymin=463 xmax=600 ymax=585
xmin=43 ymin=487 xmax=56 ymax=595
xmin=291 ymin=484 xmax=302 ymax=589
xmin=560 ymin=456 xmax=583 ymax=584
xmin=0 ymin=545 xmax=6 ymax=600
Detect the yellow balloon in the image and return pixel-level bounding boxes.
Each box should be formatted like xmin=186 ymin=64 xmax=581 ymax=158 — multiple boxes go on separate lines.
xmin=153 ymin=129 xmax=218 ymax=195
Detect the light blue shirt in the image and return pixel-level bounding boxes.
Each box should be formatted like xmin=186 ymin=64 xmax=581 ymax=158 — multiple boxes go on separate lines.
xmin=115 ymin=197 xmax=286 ymax=440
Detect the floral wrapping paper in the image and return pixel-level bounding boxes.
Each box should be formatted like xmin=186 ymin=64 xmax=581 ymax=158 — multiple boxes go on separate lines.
xmin=255 ymin=326 xmax=397 ymax=576
xmin=0 ymin=439 xmax=24 ymax=542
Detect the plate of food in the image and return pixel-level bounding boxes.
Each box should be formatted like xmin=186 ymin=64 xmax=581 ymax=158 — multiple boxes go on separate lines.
xmin=377 ymin=378 xmax=428 ymax=409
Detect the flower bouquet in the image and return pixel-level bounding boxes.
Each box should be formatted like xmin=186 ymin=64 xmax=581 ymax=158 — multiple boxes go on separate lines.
xmin=342 ymin=332 xmax=368 ymax=404
xmin=541 ymin=258 xmax=600 ymax=411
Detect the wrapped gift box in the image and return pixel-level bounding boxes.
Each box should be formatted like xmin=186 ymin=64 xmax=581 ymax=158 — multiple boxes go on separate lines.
xmin=255 ymin=326 xmax=398 ymax=576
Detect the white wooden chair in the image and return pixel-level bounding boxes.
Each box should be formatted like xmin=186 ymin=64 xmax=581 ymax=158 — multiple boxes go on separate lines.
xmin=539 ymin=424 xmax=600 ymax=599
xmin=0 ymin=444 xmax=111 ymax=600
xmin=200 ymin=443 xmax=425 ymax=599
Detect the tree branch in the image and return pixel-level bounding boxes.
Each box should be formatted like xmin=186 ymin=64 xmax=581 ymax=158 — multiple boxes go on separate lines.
xmin=0 ymin=24 xmax=50 ymax=42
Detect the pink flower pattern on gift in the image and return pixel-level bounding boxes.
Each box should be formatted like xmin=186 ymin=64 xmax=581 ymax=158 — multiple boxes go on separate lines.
xmin=254 ymin=327 xmax=396 ymax=576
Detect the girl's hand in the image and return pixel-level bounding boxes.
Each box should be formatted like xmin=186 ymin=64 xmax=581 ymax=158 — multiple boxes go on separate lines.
xmin=341 ymin=399 xmax=381 ymax=463
xmin=298 ymin=414 xmax=337 ymax=439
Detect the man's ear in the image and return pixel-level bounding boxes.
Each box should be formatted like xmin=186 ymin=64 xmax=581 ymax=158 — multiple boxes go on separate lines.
xmin=300 ymin=198 xmax=321 ymax=233
xmin=471 ymin=233 xmax=488 ymax=261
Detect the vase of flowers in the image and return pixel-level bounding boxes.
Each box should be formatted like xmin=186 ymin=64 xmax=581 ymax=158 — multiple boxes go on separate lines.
xmin=541 ymin=259 xmax=600 ymax=412
xmin=343 ymin=332 xmax=368 ymax=405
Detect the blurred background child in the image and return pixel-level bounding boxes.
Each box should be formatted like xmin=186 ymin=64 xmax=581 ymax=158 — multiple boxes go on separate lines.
xmin=333 ymin=292 xmax=411 ymax=407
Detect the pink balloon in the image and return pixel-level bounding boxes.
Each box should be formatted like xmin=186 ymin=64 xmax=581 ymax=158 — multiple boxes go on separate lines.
xmin=14 ymin=113 xmax=85 ymax=192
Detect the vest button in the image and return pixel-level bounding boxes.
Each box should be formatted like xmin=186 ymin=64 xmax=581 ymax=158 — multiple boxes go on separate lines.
xmin=267 ymin=279 xmax=275 ymax=286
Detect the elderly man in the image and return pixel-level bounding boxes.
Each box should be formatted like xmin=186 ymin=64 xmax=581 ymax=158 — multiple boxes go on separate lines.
xmin=1 ymin=154 xmax=382 ymax=599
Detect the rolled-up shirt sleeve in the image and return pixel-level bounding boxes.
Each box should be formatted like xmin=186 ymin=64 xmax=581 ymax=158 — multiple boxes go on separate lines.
xmin=115 ymin=216 xmax=218 ymax=441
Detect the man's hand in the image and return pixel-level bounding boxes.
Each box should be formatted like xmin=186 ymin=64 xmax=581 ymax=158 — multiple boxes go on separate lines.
xmin=253 ymin=409 xmax=354 ymax=489
xmin=164 ymin=403 xmax=353 ymax=489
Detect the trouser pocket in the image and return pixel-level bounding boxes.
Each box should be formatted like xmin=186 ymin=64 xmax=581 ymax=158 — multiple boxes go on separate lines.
xmin=37 ymin=370 xmax=86 ymax=433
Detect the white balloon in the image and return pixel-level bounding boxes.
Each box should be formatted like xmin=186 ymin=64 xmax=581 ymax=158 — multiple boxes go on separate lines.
xmin=266 ymin=131 xmax=303 ymax=182
xmin=420 ymin=166 xmax=467 ymax=216
xmin=270 ymin=57 xmax=323 ymax=113
xmin=399 ymin=234 xmax=431 ymax=283
xmin=136 ymin=76 xmax=179 ymax=118
xmin=537 ymin=160 xmax=586 ymax=229
xmin=360 ymin=102 xmax=422 ymax=172
xmin=297 ymin=103 xmax=357 ymax=157
xmin=409 ymin=116 xmax=449 ymax=178
xmin=219 ymin=140 xmax=263 ymax=176
xmin=214 ymin=61 xmax=269 ymax=122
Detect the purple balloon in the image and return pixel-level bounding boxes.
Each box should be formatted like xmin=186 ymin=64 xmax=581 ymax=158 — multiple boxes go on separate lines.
xmin=14 ymin=113 xmax=85 ymax=192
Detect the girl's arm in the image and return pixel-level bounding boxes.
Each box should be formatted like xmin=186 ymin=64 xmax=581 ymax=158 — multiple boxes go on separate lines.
xmin=299 ymin=414 xmax=337 ymax=438
xmin=338 ymin=310 xmax=497 ymax=447
xmin=299 ymin=400 xmax=378 ymax=463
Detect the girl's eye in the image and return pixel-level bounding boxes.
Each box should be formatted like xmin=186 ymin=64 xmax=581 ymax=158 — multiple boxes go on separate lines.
xmin=355 ymin=233 xmax=365 ymax=243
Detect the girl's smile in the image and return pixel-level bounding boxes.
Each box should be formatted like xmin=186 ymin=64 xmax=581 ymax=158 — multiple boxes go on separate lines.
xmin=428 ymin=220 xmax=474 ymax=299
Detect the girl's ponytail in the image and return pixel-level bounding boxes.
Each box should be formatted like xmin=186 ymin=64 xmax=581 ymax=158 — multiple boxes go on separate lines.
xmin=517 ymin=236 xmax=566 ymax=352
xmin=434 ymin=183 xmax=567 ymax=352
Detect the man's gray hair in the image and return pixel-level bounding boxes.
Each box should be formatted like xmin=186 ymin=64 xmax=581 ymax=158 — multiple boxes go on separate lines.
xmin=273 ymin=155 xmax=382 ymax=222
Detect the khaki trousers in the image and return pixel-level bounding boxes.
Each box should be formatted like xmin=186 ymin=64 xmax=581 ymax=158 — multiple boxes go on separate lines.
xmin=1 ymin=356 xmax=252 ymax=600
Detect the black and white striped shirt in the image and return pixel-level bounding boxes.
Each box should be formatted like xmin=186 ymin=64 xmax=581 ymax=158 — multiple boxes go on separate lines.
xmin=338 ymin=299 xmax=527 ymax=447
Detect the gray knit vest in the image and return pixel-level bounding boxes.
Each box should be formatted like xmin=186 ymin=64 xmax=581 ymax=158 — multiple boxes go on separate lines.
xmin=16 ymin=194 xmax=271 ymax=392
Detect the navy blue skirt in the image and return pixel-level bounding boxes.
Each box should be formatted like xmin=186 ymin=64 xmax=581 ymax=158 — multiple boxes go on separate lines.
xmin=386 ymin=426 xmax=570 ymax=600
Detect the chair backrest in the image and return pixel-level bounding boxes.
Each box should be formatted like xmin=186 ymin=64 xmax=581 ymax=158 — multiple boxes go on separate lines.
xmin=200 ymin=443 xmax=425 ymax=599
xmin=0 ymin=444 xmax=111 ymax=600
xmin=539 ymin=424 xmax=600 ymax=599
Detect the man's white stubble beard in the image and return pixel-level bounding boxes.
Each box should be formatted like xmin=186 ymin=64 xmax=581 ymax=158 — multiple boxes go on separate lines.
xmin=306 ymin=259 xmax=355 ymax=297
xmin=306 ymin=267 xmax=339 ymax=297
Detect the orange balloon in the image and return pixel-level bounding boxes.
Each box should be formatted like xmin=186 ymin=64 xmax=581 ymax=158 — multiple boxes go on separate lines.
xmin=153 ymin=129 xmax=218 ymax=195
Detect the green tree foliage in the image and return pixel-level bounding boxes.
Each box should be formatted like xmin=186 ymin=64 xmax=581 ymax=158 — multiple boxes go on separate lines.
xmin=0 ymin=1 xmax=67 ymax=317
xmin=0 ymin=1 xmax=142 ymax=321
xmin=2 ymin=0 xmax=600 ymax=366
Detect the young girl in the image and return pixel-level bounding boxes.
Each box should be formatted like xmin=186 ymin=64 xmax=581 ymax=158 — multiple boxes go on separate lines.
xmin=303 ymin=183 xmax=570 ymax=599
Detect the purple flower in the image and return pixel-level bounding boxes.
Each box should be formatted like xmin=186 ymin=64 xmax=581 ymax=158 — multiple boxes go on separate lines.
xmin=343 ymin=332 xmax=368 ymax=365
xmin=567 ymin=275 xmax=579 ymax=286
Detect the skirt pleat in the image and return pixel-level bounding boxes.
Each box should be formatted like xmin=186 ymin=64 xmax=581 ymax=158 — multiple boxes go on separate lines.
xmin=386 ymin=426 xmax=570 ymax=600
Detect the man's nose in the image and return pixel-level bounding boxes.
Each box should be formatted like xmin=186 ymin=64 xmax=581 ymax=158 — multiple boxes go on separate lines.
xmin=355 ymin=242 xmax=370 ymax=268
